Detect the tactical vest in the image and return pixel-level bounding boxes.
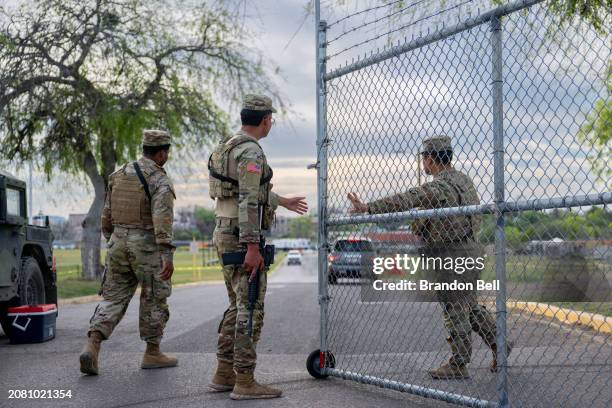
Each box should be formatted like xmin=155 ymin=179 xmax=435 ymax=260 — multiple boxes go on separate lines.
xmin=110 ymin=163 xmax=154 ymax=228
xmin=208 ymin=134 xmax=273 ymax=201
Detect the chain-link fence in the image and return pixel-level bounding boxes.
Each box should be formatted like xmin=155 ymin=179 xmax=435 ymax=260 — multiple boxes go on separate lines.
xmin=311 ymin=0 xmax=611 ymax=407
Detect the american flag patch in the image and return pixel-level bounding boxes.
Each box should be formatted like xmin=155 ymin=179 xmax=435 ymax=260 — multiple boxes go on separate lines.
xmin=246 ymin=162 xmax=261 ymax=174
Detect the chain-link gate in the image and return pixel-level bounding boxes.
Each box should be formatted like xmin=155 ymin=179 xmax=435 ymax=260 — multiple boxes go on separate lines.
xmin=306 ymin=1 xmax=611 ymax=407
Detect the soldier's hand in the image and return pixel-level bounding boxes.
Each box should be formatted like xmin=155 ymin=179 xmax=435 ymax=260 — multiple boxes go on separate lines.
xmin=348 ymin=192 xmax=369 ymax=214
xmin=160 ymin=260 xmax=174 ymax=280
xmin=244 ymin=244 xmax=264 ymax=282
xmin=279 ymin=196 xmax=308 ymax=215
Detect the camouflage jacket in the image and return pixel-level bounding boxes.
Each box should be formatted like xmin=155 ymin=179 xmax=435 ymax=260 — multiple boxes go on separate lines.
xmin=367 ymin=168 xmax=480 ymax=246
xmin=211 ymin=130 xmax=280 ymax=244
xmin=101 ymin=156 xmax=176 ymax=261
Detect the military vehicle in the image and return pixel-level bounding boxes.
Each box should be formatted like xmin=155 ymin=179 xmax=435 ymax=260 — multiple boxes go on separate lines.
xmin=0 ymin=170 xmax=56 ymax=335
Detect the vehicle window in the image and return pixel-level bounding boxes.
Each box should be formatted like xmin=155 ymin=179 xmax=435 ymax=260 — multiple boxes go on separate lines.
xmin=6 ymin=187 xmax=23 ymax=217
xmin=334 ymin=240 xmax=373 ymax=252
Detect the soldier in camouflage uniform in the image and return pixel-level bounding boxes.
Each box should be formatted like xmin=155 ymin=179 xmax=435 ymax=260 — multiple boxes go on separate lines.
xmin=79 ymin=130 xmax=178 ymax=375
xmin=207 ymin=94 xmax=308 ymax=399
xmin=348 ymin=136 xmax=510 ymax=379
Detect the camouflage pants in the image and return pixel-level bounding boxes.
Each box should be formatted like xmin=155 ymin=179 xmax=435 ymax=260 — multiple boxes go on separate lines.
xmin=213 ymin=217 xmax=268 ymax=374
xmin=88 ymin=227 xmax=171 ymax=344
xmin=441 ymin=299 xmax=497 ymax=366
xmin=425 ymin=243 xmax=497 ymax=366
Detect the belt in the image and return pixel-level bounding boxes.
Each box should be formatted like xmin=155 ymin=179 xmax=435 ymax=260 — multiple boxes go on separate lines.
xmin=113 ymin=225 xmax=154 ymax=233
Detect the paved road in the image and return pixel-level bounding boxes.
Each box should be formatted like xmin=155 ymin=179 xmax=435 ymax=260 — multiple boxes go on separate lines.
xmin=0 ymin=253 xmax=609 ymax=408
xmin=0 ymin=253 xmax=454 ymax=408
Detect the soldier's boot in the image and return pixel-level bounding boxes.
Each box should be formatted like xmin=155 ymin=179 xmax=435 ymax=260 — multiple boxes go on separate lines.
xmin=208 ymin=361 xmax=235 ymax=392
xmin=230 ymin=371 xmax=283 ymax=400
xmin=490 ymin=340 xmax=514 ymax=373
xmin=141 ymin=343 xmax=178 ymax=369
xmin=428 ymin=362 xmax=470 ymax=380
xmin=79 ymin=331 xmax=103 ymax=375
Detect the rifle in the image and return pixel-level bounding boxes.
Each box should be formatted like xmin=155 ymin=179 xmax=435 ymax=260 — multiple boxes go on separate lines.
xmin=221 ymin=241 xmax=275 ymax=337
xmin=220 ymin=204 xmax=275 ymax=337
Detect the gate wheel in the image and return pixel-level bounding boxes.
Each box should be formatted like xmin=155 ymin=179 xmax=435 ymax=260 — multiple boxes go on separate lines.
xmin=307 ymin=349 xmax=335 ymax=379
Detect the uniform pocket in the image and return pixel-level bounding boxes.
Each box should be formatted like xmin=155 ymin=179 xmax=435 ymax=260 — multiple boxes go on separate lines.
xmin=152 ymin=274 xmax=172 ymax=299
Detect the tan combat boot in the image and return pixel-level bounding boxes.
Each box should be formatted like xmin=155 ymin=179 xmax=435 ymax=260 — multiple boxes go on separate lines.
xmin=230 ymin=371 xmax=282 ymax=400
xmin=490 ymin=341 xmax=514 ymax=373
xmin=208 ymin=361 xmax=235 ymax=392
xmin=79 ymin=331 xmax=103 ymax=375
xmin=428 ymin=363 xmax=470 ymax=380
xmin=141 ymin=343 xmax=178 ymax=369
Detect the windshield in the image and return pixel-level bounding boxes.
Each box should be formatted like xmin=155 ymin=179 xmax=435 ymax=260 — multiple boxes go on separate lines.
xmin=334 ymin=240 xmax=373 ymax=252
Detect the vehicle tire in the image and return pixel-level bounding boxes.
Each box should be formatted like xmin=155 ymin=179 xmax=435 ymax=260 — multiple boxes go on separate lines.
xmin=18 ymin=257 xmax=46 ymax=306
xmin=0 ymin=309 xmax=11 ymax=337
xmin=306 ymin=349 xmax=336 ymax=379
xmin=0 ymin=298 xmax=19 ymax=338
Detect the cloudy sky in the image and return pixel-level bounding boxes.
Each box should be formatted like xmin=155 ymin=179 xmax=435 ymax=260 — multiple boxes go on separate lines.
xmin=6 ymin=0 xmax=609 ymax=220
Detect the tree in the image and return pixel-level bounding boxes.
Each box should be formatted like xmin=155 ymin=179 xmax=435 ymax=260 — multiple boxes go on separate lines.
xmin=287 ymin=216 xmax=314 ymax=239
xmin=194 ymin=206 xmax=216 ymax=239
xmin=0 ymin=0 xmax=280 ymax=279
xmin=577 ymin=66 xmax=611 ymax=184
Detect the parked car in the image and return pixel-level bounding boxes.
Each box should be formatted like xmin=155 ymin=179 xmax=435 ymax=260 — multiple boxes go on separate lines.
xmin=327 ymin=238 xmax=376 ymax=284
xmin=287 ymin=250 xmax=302 ymax=265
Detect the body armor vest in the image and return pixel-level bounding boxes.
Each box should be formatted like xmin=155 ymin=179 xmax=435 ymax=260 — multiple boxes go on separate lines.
xmin=208 ymin=134 xmax=273 ymax=201
xmin=110 ymin=164 xmax=154 ymax=228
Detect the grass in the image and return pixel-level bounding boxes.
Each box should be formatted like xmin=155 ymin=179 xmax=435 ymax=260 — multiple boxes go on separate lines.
xmin=373 ymin=253 xmax=611 ymax=317
xmin=56 ymin=249 xmax=287 ymax=299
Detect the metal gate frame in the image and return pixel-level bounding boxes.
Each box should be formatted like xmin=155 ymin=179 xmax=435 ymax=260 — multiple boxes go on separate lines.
xmin=311 ymin=0 xmax=612 ymax=407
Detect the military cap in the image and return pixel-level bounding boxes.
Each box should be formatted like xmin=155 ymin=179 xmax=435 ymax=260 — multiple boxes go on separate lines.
xmin=421 ymin=136 xmax=452 ymax=154
xmin=242 ymin=94 xmax=277 ymax=113
xmin=143 ymin=129 xmax=172 ymax=147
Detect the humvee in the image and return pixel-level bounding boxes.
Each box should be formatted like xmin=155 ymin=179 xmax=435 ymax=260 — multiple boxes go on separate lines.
xmin=0 ymin=170 xmax=56 ymax=335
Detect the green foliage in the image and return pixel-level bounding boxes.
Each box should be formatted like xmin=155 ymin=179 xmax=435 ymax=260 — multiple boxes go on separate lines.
xmin=194 ymin=206 xmax=216 ymax=239
xmin=544 ymin=0 xmax=610 ymax=34
xmin=286 ymin=215 xmax=315 ymax=239
xmin=577 ymin=66 xmax=611 ymax=183
xmin=480 ymin=208 xmax=612 ymax=246
xmin=173 ymin=228 xmax=203 ymax=241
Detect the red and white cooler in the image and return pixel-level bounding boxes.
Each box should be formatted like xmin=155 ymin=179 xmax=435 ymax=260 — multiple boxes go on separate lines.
xmin=6 ymin=304 xmax=57 ymax=344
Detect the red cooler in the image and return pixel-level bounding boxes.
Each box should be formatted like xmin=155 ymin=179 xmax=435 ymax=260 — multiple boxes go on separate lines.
xmin=6 ymin=304 xmax=57 ymax=344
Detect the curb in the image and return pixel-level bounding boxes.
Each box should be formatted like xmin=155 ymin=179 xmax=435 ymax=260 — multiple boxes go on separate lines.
xmin=508 ymin=301 xmax=611 ymax=334
xmin=58 ymin=280 xmax=225 ymax=306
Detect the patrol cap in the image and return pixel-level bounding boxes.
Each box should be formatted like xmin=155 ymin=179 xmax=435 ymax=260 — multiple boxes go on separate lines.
xmin=421 ymin=136 xmax=452 ymax=154
xmin=143 ymin=129 xmax=172 ymax=147
xmin=242 ymin=94 xmax=277 ymax=113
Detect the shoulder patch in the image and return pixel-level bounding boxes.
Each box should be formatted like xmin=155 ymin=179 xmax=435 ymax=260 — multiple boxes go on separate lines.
xmin=246 ymin=162 xmax=262 ymax=174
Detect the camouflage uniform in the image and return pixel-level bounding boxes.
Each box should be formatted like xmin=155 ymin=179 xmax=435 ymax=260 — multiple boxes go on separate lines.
xmin=208 ymin=95 xmax=279 ymax=374
xmin=367 ymin=136 xmax=496 ymax=368
xmin=89 ymin=130 xmax=176 ymax=345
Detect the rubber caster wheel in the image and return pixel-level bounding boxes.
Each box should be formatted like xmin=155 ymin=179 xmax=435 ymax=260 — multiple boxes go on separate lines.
xmin=307 ymin=349 xmax=335 ymax=379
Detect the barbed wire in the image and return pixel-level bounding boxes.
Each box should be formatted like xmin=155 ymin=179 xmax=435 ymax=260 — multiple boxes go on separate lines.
xmin=327 ymin=0 xmax=407 ymax=28
xmin=327 ymin=0 xmax=474 ymax=61
xmin=328 ymin=0 xmax=430 ymax=44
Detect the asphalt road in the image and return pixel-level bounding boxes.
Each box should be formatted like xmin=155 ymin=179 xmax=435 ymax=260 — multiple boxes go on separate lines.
xmin=0 ymin=252 xmax=610 ymax=408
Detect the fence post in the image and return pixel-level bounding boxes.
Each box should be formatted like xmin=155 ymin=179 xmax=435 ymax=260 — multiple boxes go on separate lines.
xmin=491 ymin=14 xmax=509 ymax=408
xmin=315 ymin=0 xmax=330 ymax=370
